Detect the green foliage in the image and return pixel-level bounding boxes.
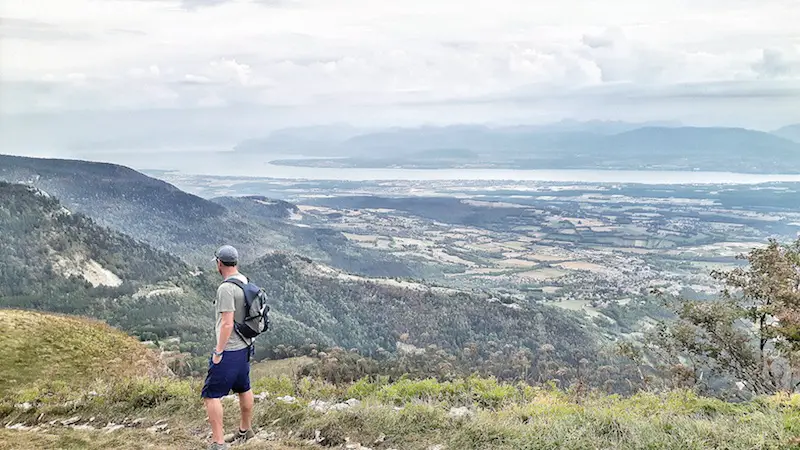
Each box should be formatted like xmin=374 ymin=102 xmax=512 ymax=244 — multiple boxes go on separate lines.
xmin=249 ymin=254 xmax=641 ymax=392
xmin=251 ymin=376 xmax=296 ymax=397
xmin=2 ymin=373 xmax=799 ymax=450
xmin=636 ymin=239 xmax=800 ymax=397
xmin=101 ymin=379 xmax=197 ymax=414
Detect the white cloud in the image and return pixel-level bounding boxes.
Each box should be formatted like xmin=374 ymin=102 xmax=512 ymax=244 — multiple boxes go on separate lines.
xmin=0 ymin=0 xmax=798 ymax=128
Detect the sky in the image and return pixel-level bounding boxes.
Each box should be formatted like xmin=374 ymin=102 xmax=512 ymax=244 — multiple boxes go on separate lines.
xmin=1 ymin=0 xmax=800 ymax=153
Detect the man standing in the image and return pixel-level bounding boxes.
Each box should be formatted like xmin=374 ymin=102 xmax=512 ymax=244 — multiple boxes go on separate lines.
xmin=203 ymin=245 xmax=256 ymax=450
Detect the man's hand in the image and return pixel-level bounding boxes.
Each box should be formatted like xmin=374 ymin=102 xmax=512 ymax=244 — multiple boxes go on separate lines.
xmin=212 ymin=353 xmax=223 ymax=365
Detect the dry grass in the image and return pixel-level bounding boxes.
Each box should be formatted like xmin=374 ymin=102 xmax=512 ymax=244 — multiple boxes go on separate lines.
xmin=0 ymin=309 xmax=169 ymax=398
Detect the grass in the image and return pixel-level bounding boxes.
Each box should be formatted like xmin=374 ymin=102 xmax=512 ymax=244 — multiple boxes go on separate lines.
xmin=2 ymin=309 xmax=799 ymax=449
xmin=0 ymin=309 xmax=169 ymax=398
xmin=2 ymin=375 xmax=799 ymax=450
xmin=250 ymin=356 xmax=315 ymax=380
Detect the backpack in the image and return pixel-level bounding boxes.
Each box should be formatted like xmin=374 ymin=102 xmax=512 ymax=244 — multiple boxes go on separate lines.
xmin=223 ymin=278 xmax=271 ymax=343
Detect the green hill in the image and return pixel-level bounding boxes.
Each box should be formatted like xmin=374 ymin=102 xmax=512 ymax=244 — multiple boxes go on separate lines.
xmin=211 ymin=196 xmax=418 ymax=277
xmin=0 ymin=309 xmax=170 ymax=397
xmin=241 ymin=253 xmax=635 ymax=390
xmin=0 ymin=182 xmax=183 ymax=296
xmin=0 ymin=154 xmax=425 ymax=277
xmin=0 ymin=181 xmax=622 ymax=388
xmin=0 ymin=181 xmax=213 ymax=351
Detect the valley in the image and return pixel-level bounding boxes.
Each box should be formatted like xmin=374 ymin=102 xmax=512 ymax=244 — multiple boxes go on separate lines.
xmin=154 ymin=173 xmax=800 ymax=325
xmin=2 ymin=155 xmax=800 ymax=448
xmin=3 ymin=154 xmax=800 ymax=399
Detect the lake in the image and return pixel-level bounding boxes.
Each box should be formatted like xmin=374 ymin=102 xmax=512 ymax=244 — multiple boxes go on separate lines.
xmin=88 ymin=150 xmax=800 ymax=185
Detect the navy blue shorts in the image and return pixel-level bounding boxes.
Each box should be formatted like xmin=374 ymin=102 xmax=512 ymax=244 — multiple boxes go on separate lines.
xmin=201 ymin=348 xmax=251 ymax=399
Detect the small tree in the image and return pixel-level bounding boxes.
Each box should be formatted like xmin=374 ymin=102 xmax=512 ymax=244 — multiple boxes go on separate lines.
xmin=651 ymin=239 xmax=800 ymax=395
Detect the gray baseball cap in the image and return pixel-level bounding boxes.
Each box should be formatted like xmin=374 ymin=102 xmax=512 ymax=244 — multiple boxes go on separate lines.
xmin=214 ymin=245 xmax=239 ymax=264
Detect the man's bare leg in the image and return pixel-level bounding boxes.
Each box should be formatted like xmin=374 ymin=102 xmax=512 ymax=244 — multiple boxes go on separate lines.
xmin=204 ymin=398 xmax=225 ymax=444
xmin=238 ymin=390 xmax=254 ymax=432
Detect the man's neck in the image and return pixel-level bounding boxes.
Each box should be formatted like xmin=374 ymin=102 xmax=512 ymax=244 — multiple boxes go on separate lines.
xmin=220 ymin=269 xmax=240 ymax=279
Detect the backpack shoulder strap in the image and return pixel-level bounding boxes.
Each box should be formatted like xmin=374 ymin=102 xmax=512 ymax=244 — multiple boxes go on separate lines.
xmin=222 ymin=277 xmax=255 ymax=351
xmin=223 ymin=278 xmax=246 ymax=290
xmin=223 ymin=277 xmax=255 ymax=311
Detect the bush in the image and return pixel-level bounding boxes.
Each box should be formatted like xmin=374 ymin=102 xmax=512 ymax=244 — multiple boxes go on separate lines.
xmin=106 ymin=379 xmax=196 ymax=411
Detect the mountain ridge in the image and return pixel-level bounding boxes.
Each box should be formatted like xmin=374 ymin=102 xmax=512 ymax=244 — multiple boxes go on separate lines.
xmin=268 ymin=125 xmax=800 ymax=173
xmin=0 ymin=154 xmax=425 ymax=277
xmin=774 ymin=124 xmax=800 ymax=143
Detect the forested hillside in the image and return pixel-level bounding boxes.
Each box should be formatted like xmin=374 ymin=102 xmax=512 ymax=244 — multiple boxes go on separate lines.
xmin=211 ymin=196 xmax=420 ymax=277
xmin=0 ymin=181 xmax=213 ymax=350
xmin=0 ymin=182 xmax=183 ymax=295
xmin=0 ymin=155 xmax=423 ymax=278
xmin=0 ymin=181 xmax=634 ymax=389
xmin=241 ymin=253 xmax=638 ymax=391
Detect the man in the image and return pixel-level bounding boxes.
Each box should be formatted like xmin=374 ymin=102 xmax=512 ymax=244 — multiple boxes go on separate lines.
xmin=202 ymin=245 xmax=256 ymax=450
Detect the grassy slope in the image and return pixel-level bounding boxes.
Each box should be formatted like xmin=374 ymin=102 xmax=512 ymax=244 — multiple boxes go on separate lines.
xmin=2 ymin=353 xmax=799 ymax=449
xmin=1 ymin=304 xmax=798 ymax=450
xmin=2 ymin=376 xmax=799 ymax=449
xmin=0 ymin=309 xmax=170 ymax=397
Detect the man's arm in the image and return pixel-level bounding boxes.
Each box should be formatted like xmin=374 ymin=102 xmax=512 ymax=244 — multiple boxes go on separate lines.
xmin=214 ymin=284 xmax=237 ymax=358
xmin=216 ymin=312 xmax=234 ymax=355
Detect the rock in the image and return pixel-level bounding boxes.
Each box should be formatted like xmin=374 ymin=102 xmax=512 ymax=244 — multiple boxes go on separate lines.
xmin=330 ymin=402 xmax=351 ymax=411
xmin=61 ymin=416 xmax=81 ymax=426
xmin=314 ymin=429 xmax=324 ymax=443
xmin=309 ymin=399 xmax=331 ymax=412
xmin=104 ymin=423 xmax=125 ymax=433
xmin=448 ymin=407 xmax=474 ymax=419
xmin=147 ymin=423 xmax=169 ymax=434
xmin=345 ymin=444 xmax=372 ymax=450
xmin=276 ymin=395 xmax=297 ymax=404
xmin=254 ymin=392 xmax=268 ymax=402
xmin=154 ymin=419 xmax=166 ymax=426
xmin=374 ymin=434 xmax=386 ymax=444
xmin=87 ymin=391 xmax=99 ymax=397
xmin=72 ymin=424 xmax=96 ymax=431
xmin=222 ymin=394 xmax=237 ymax=402
xmin=255 ymin=430 xmax=277 ymax=441
xmin=6 ymin=423 xmax=32 ymax=431
xmin=345 ymin=398 xmax=362 ymax=407
xmin=14 ymin=402 xmax=33 ymax=412
xmin=131 ymin=418 xmax=146 ymax=427
xmin=89 ymin=417 xmax=95 ymax=422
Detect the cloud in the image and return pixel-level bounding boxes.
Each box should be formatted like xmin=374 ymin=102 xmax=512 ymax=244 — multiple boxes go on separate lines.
xmin=126 ymin=0 xmax=302 ymax=11
xmin=0 ymin=17 xmax=93 ymax=41
xmin=754 ymin=48 xmax=799 ymax=78
xmin=1 ymin=0 xmax=799 ymax=129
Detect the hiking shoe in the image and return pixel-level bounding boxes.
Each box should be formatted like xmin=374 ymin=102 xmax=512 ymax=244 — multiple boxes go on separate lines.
xmin=225 ymin=428 xmax=256 ymax=444
xmin=208 ymin=443 xmax=229 ymax=450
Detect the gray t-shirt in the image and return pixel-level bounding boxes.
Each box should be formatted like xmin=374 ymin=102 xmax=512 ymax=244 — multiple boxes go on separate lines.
xmin=215 ymin=273 xmax=251 ymax=352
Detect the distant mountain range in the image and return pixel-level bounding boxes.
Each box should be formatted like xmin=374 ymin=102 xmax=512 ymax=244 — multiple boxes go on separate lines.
xmin=257 ymin=124 xmax=800 ymax=173
xmin=0 ymin=154 xmax=428 ymax=278
xmin=774 ymin=124 xmax=800 ymax=143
